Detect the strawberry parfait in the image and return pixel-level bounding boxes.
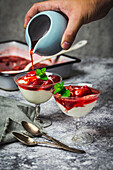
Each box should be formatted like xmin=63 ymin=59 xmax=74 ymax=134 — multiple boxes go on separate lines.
xmin=14 ymin=68 xmax=62 ymax=104
xmin=52 ymin=82 xmax=100 ymax=118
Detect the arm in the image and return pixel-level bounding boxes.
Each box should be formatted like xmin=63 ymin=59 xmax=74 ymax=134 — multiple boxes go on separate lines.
xmin=24 ymin=0 xmax=113 ymax=50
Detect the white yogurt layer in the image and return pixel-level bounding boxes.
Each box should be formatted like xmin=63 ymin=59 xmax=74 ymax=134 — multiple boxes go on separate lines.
xmin=19 ymin=87 xmax=52 ymax=104
xmin=56 ymin=101 xmax=96 ymax=118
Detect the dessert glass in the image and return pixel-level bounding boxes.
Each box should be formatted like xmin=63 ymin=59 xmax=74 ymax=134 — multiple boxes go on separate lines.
xmin=52 ymin=83 xmax=100 ymax=145
xmin=14 ymin=71 xmax=62 ymax=127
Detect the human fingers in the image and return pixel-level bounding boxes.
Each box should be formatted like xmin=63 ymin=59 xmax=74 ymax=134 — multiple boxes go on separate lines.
xmin=61 ymin=14 xmax=82 ymax=50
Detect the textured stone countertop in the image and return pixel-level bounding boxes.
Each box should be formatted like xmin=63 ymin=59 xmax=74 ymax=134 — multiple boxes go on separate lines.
xmin=0 ymin=56 xmax=113 ymax=170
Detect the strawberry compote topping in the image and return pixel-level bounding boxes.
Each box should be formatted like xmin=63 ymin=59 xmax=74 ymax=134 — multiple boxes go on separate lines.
xmin=54 ymin=85 xmax=100 ymax=110
xmin=16 ymin=70 xmax=61 ymax=91
xmin=0 ymin=56 xmax=30 ymax=71
xmin=0 ymin=55 xmax=48 ymax=72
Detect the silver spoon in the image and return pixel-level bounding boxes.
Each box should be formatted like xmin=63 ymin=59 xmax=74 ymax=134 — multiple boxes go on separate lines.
xmin=21 ymin=121 xmax=85 ymax=154
xmin=13 ymin=132 xmax=85 ymax=153
xmin=2 ymin=40 xmax=87 ymax=74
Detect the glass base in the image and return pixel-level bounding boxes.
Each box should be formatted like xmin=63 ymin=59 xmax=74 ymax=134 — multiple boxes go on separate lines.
xmin=34 ymin=116 xmax=52 ymax=128
xmin=61 ymin=128 xmax=94 ymax=147
xmin=35 ymin=104 xmax=52 ymax=128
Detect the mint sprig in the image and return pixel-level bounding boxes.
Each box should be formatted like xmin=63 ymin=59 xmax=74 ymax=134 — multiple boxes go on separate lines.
xmin=54 ymin=81 xmax=70 ymax=97
xmin=35 ymin=68 xmax=48 ymax=80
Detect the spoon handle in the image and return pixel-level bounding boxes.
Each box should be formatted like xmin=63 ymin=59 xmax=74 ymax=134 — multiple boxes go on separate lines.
xmin=56 ymin=144 xmax=85 ymax=153
xmin=43 ymin=133 xmax=85 ymax=154
xmin=58 ymin=40 xmax=87 ymax=55
xmin=36 ymin=139 xmax=85 ymax=153
xmin=24 ymin=40 xmax=87 ymax=71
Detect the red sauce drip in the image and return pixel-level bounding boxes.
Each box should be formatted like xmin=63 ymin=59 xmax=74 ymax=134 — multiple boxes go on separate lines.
xmin=30 ymin=49 xmax=34 ymax=71
xmin=30 ymin=39 xmax=39 ymax=71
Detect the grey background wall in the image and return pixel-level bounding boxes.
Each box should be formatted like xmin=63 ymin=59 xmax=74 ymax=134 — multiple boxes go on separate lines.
xmin=0 ymin=0 xmax=113 ymax=57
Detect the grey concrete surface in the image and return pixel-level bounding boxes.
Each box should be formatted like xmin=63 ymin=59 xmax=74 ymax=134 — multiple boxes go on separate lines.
xmin=0 ymin=55 xmax=113 ymax=170
xmin=0 ymin=0 xmax=113 ymax=57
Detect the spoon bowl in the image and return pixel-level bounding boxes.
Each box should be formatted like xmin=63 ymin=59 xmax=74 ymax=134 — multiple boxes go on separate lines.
xmin=13 ymin=132 xmax=37 ymax=146
xmin=13 ymin=132 xmax=57 ymax=146
xmin=22 ymin=121 xmax=41 ymax=136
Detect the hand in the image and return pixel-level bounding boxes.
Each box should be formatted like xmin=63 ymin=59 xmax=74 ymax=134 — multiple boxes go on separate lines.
xmin=24 ymin=0 xmax=113 ymax=50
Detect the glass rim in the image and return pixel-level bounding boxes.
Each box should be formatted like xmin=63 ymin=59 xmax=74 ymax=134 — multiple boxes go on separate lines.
xmin=51 ymin=82 xmax=100 ymax=99
xmin=14 ymin=71 xmax=62 ymax=88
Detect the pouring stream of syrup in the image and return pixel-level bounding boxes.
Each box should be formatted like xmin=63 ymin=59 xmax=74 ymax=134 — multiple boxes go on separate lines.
xmin=30 ymin=49 xmax=34 ymax=71
xmin=30 ymin=40 xmax=38 ymax=71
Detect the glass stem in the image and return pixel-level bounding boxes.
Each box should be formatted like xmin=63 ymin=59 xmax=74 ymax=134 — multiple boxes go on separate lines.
xmin=74 ymin=118 xmax=80 ymax=131
xmin=72 ymin=118 xmax=80 ymax=141
xmin=35 ymin=104 xmax=40 ymax=120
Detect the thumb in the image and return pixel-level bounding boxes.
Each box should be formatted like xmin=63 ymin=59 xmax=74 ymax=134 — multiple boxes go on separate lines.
xmin=61 ymin=15 xmax=82 ymax=50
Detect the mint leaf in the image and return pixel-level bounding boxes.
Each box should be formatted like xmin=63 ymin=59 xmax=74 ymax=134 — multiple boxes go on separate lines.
xmin=54 ymin=83 xmax=61 ymax=90
xmin=54 ymin=81 xmax=71 ymax=97
xmin=40 ymin=75 xmax=48 ymax=81
xmin=61 ymin=81 xmax=64 ymax=87
xmin=35 ymin=69 xmax=41 ymax=76
xmin=35 ymin=68 xmax=48 ymax=80
xmin=54 ymin=82 xmax=65 ymax=94
xmin=62 ymin=90 xmax=70 ymax=97
xmin=41 ymin=68 xmax=46 ymax=74
xmin=54 ymin=87 xmax=62 ymax=94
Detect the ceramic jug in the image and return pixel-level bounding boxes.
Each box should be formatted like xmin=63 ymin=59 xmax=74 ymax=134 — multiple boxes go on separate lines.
xmin=25 ymin=11 xmax=68 ymax=56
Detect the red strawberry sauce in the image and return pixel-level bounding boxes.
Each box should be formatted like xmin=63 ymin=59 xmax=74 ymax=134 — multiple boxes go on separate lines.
xmin=54 ymin=85 xmax=100 ymax=110
xmin=17 ymin=71 xmax=61 ymax=91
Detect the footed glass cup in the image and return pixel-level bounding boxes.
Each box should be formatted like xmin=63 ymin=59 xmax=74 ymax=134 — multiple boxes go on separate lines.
xmin=52 ymin=83 xmax=100 ymax=145
xmin=14 ymin=71 xmax=62 ymax=127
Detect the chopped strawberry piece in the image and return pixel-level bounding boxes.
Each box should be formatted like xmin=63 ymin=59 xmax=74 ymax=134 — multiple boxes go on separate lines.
xmin=26 ymin=84 xmax=39 ymax=90
xmin=70 ymin=91 xmax=75 ymax=97
xmin=81 ymin=85 xmax=92 ymax=95
xmin=31 ymin=78 xmax=43 ymax=85
xmin=2 ymin=57 xmax=10 ymax=62
xmin=41 ymin=79 xmax=53 ymax=90
xmin=12 ymin=66 xmax=21 ymax=70
xmin=68 ymin=85 xmax=74 ymax=92
xmin=26 ymin=71 xmax=36 ymax=77
xmin=74 ymin=89 xmax=87 ymax=97
xmin=42 ymin=79 xmax=53 ymax=86
xmin=48 ymin=75 xmax=60 ymax=83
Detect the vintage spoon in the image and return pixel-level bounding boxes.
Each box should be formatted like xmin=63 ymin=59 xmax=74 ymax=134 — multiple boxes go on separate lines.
xmin=13 ymin=132 xmax=85 ymax=153
xmin=21 ymin=121 xmax=85 ymax=154
xmin=13 ymin=132 xmax=57 ymax=146
xmin=2 ymin=40 xmax=87 ymax=74
xmin=22 ymin=121 xmax=68 ymax=147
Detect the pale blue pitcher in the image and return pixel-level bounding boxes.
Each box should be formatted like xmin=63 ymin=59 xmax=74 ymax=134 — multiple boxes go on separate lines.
xmin=25 ymin=11 xmax=68 ymax=56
